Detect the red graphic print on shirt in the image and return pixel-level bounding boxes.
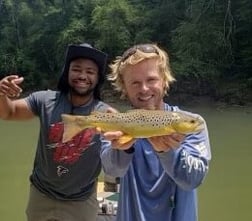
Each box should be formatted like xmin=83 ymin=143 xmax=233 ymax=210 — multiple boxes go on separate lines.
xmin=48 ymin=122 xmax=95 ymax=165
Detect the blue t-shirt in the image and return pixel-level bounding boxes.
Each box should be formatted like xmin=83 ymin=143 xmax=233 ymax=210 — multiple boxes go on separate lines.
xmin=101 ymin=103 xmax=211 ymax=221
xmin=25 ymin=90 xmax=110 ymax=200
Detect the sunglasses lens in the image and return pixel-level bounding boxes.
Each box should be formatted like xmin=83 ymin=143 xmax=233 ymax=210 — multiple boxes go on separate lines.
xmin=121 ymin=44 xmax=157 ymax=61
xmin=138 ymin=45 xmax=156 ymax=53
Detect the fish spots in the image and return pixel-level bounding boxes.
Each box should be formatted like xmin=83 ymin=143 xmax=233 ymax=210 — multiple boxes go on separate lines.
xmin=62 ymin=109 xmax=204 ymax=142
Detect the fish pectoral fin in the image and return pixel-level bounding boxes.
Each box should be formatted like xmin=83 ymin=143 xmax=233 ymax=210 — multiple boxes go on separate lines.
xmin=164 ymin=127 xmax=176 ymax=135
xmin=118 ymin=135 xmax=133 ymax=145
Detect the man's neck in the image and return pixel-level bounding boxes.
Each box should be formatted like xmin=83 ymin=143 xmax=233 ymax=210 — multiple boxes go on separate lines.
xmin=68 ymin=93 xmax=94 ymax=107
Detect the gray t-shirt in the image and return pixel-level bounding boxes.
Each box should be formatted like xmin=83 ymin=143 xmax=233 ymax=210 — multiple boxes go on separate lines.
xmin=25 ymin=90 xmax=110 ymax=200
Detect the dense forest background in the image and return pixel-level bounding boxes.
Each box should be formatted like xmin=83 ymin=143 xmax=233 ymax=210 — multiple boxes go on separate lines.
xmin=0 ymin=0 xmax=251 ymax=105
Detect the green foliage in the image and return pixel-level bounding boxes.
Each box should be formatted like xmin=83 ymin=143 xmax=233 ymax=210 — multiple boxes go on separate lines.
xmin=172 ymin=1 xmax=232 ymax=76
xmin=91 ymin=0 xmax=137 ymax=57
xmin=0 ymin=0 xmax=251 ymax=103
xmin=232 ymin=0 xmax=252 ymax=78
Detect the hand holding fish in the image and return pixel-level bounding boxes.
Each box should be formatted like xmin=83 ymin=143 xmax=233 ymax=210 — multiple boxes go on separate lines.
xmin=148 ymin=133 xmax=185 ymax=152
xmin=103 ymin=130 xmax=136 ymax=151
xmin=0 ymin=75 xmax=24 ymax=98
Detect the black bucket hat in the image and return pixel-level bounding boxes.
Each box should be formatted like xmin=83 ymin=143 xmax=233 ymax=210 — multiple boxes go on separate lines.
xmin=57 ymin=43 xmax=108 ymax=99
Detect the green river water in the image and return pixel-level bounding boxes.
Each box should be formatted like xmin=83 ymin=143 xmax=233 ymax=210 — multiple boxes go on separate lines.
xmin=0 ymin=104 xmax=251 ymax=221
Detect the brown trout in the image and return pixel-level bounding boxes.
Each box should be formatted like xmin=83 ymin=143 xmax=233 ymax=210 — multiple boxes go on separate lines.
xmin=61 ymin=109 xmax=204 ymax=143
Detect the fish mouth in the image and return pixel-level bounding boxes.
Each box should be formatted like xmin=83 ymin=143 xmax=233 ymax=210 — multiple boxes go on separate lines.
xmin=194 ymin=123 xmax=205 ymax=132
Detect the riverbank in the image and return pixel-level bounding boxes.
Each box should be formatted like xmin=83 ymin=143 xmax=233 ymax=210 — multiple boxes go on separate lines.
xmin=102 ymin=88 xmax=252 ymax=111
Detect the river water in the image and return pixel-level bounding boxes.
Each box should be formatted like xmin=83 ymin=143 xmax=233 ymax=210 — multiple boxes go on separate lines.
xmin=187 ymin=105 xmax=252 ymax=221
xmin=0 ymin=104 xmax=251 ymax=221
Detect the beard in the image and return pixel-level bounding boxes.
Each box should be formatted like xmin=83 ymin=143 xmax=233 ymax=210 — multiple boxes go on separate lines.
xmin=69 ymin=86 xmax=95 ymax=97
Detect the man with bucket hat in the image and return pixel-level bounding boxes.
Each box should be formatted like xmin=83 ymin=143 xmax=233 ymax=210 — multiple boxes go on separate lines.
xmin=0 ymin=43 xmax=111 ymax=221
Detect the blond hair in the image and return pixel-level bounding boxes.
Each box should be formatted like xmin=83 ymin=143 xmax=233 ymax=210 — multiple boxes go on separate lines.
xmin=108 ymin=44 xmax=175 ymax=99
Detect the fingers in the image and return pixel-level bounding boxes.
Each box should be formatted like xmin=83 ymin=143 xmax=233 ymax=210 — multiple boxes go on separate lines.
xmin=148 ymin=133 xmax=185 ymax=152
xmin=0 ymin=75 xmax=24 ymax=98
xmin=102 ymin=130 xmax=136 ymax=150
xmin=103 ymin=131 xmax=124 ymax=141
xmin=170 ymin=133 xmax=185 ymax=142
xmin=111 ymin=138 xmax=136 ymax=150
xmin=12 ymin=76 xmax=24 ymax=85
xmin=106 ymin=107 xmax=119 ymax=113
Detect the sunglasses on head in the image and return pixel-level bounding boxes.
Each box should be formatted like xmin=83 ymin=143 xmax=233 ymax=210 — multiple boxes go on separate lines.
xmin=121 ymin=44 xmax=158 ymax=62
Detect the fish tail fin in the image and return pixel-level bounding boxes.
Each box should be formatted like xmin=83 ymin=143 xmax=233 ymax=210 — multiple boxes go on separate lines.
xmin=61 ymin=114 xmax=86 ymax=143
xmin=118 ymin=135 xmax=134 ymax=145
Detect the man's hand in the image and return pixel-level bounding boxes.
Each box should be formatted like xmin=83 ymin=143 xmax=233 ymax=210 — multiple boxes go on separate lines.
xmin=0 ymin=75 xmax=24 ymax=98
xmin=148 ymin=133 xmax=185 ymax=153
xmin=103 ymin=130 xmax=136 ymax=151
